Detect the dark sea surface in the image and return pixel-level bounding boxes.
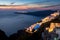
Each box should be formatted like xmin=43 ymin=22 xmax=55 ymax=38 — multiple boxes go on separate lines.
xmin=0 ymin=9 xmax=44 ymax=36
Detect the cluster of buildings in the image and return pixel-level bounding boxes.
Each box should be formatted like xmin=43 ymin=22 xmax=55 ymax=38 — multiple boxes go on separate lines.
xmin=25 ymin=10 xmax=60 ymax=40
xmin=26 ymin=11 xmax=60 ymax=32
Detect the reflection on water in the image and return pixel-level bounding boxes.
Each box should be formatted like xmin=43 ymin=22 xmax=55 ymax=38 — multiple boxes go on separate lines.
xmin=0 ymin=10 xmax=43 ymax=36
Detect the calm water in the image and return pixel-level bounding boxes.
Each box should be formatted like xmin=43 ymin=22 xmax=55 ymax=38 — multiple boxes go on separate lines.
xmin=0 ymin=10 xmax=43 ymax=36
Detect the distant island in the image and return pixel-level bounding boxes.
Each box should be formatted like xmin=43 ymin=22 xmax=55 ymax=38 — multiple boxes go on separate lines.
xmin=14 ymin=10 xmax=57 ymax=17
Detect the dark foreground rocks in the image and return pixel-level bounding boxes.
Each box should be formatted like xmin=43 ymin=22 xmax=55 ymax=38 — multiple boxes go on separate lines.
xmin=0 ymin=29 xmax=44 ymax=40
xmin=8 ymin=30 xmax=42 ymax=40
xmin=0 ymin=30 xmax=8 ymax=40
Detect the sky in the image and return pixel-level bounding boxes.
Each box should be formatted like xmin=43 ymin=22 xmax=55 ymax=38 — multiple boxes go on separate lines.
xmin=0 ymin=0 xmax=60 ymax=11
xmin=0 ymin=0 xmax=60 ymax=6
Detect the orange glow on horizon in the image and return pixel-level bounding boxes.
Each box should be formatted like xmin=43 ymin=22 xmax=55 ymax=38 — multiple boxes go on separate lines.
xmin=0 ymin=5 xmax=40 ymax=10
xmin=0 ymin=5 xmax=60 ymax=10
xmin=0 ymin=6 xmax=29 ymax=10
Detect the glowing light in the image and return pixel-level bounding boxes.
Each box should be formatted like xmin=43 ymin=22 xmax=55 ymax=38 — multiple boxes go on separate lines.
xmin=48 ymin=23 xmax=55 ymax=32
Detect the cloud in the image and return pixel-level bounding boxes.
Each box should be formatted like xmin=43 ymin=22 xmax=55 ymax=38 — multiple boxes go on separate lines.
xmin=10 ymin=2 xmax=15 ymax=5
xmin=0 ymin=4 xmax=60 ymax=11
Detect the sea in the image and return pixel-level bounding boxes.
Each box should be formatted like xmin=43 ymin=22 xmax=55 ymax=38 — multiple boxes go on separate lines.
xmin=0 ymin=9 xmax=44 ymax=36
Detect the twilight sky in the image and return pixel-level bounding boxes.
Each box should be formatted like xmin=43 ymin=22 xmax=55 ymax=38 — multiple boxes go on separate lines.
xmin=0 ymin=0 xmax=60 ymax=11
xmin=0 ymin=0 xmax=60 ymax=6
